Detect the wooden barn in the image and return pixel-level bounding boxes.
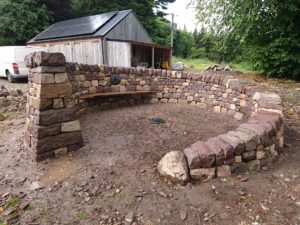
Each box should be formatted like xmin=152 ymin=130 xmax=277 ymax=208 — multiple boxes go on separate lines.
xmin=27 ymin=9 xmax=172 ymax=69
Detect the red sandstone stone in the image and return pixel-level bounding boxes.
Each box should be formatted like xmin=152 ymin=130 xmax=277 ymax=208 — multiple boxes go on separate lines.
xmin=183 ymin=147 xmax=201 ymax=169
xmin=205 ymin=138 xmax=225 ymax=166
xmin=191 ymin=141 xmax=216 ymax=168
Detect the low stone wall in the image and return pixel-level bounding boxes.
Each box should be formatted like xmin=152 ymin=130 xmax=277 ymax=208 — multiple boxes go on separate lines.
xmin=23 ymin=52 xmax=284 ymax=185
xmin=158 ymin=91 xmax=284 ymax=184
xmin=66 ymin=63 xmax=254 ymax=120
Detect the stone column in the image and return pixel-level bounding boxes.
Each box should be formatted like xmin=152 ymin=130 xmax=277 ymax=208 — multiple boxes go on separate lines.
xmin=24 ymin=52 xmax=83 ymax=162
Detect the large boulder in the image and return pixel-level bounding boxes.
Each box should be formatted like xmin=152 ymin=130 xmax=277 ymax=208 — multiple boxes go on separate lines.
xmin=157 ymin=151 xmax=190 ymax=185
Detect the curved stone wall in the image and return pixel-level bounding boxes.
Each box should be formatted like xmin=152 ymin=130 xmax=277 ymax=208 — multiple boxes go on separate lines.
xmin=24 ymin=52 xmax=284 ymax=183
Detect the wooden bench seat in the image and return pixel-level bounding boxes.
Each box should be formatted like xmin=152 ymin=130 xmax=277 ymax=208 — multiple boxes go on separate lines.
xmin=79 ymin=91 xmax=157 ymax=99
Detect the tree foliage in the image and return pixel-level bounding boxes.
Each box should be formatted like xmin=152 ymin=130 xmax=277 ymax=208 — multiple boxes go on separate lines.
xmin=0 ymin=0 xmax=53 ymax=45
xmin=192 ymin=0 xmax=300 ymax=79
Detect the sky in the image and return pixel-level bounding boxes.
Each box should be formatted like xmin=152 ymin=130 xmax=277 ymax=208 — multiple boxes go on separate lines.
xmin=164 ymin=0 xmax=198 ymax=32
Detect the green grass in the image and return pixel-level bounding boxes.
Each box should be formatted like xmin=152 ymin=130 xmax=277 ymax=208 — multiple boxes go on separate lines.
xmin=4 ymin=198 xmax=20 ymax=209
xmin=172 ymin=56 xmax=254 ymax=73
xmin=0 ymin=221 xmax=8 ymax=225
xmin=76 ymin=211 xmax=87 ymax=221
xmin=0 ymin=113 xmax=6 ymax=121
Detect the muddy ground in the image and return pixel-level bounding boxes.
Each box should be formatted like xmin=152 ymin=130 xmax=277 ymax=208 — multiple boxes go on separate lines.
xmin=0 ymin=77 xmax=300 ymax=225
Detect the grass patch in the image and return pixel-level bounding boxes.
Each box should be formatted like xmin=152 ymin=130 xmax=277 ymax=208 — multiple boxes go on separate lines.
xmin=76 ymin=211 xmax=87 ymax=221
xmin=0 ymin=113 xmax=6 ymax=121
xmin=172 ymin=56 xmax=255 ymax=73
xmin=0 ymin=221 xmax=8 ymax=225
xmin=4 ymin=198 xmax=20 ymax=209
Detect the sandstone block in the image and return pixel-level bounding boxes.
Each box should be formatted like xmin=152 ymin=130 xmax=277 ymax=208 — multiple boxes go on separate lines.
xmin=91 ymin=80 xmax=99 ymax=87
xmin=83 ymin=81 xmax=91 ymax=88
xmin=248 ymin=159 xmax=260 ymax=171
xmin=54 ymin=147 xmax=68 ymax=157
xmin=192 ymin=141 xmax=216 ymax=168
xmin=218 ymin=133 xmax=246 ymax=155
xmin=55 ymin=73 xmax=68 ymax=84
xmin=36 ymin=83 xmax=72 ymax=99
xmin=206 ymin=137 xmax=235 ymax=165
xmin=187 ymin=96 xmax=193 ymax=102
xmin=61 ymin=120 xmax=81 ymax=132
xmin=235 ymin=155 xmax=242 ymax=163
xmin=214 ymin=106 xmax=221 ymax=113
xmin=157 ymin=93 xmax=163 ymax=99
xmin=150 ymin=98 xmax=159 ymax=103
xmin=31 ymin=131 xmax=83 ymax=153
xmin=256 ymin=151 xmax=267 ymax=160
xmin=178 ymin=99 xmax=188 ymax=104
xmin=34 ymin=52 xmax=66 ymax=66
xmin=29 ymin=96 xmax=52 ymax=110
xmin=32 ymin=73 xmax=54 ymax=84
xmin=28 ymin=123 xmax=61 ymax=139
xmin=190 ymin=168 xmax=215 ymax=181
xmin=217 ymin=165 xmax=231 ymax=177
xmin=242 ymin=150 xmax=256 ymax=162
xmin=75 ymin=75 xmax=85 ymax=82
xmin=143 ymin=85 xmax=150 ymax=91
xmin=140 ymin=80 xmax=146 ymax=85
xmin=183 ymin=147 xmax=201 ymax=169
xmin=53 ymin=98 xmax=64 ymax=109
xmin=157 ymin=151 xmax=190 ymax=185
xmin=221 ymin=107 xmax=228 ymax=113
xmin=136 ymin=85 xmax=142 ymax=91
xmin=228 ymin=130 xmax=257 ymax=151
xmin=89 ymin=86 xmax=97 ymax=94
xmin=99 ymin=80 xmax=107 ymax=86
xmin=230 ymin=162 xmax=249 ymax=174
xmin=169 ymin=99 xmax=177 ymax=103
xmin=31 ymin=66 xmax=66 ymax=74
xmin=120 ymin=85 xmax=126 ymax=92
xmin=196 ymin=102 xmax=207 ymax=108
xmin=32 ymin=107 xmax=78 ymax=126
xmin=222 ymin=93 xmax=228 ymax=98
xmin=63 ymin=97 xmax=75 ymax=109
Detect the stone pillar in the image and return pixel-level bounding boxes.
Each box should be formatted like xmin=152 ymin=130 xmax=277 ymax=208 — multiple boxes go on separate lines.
xmin=24 ymin=52 xmax=83 ymax=162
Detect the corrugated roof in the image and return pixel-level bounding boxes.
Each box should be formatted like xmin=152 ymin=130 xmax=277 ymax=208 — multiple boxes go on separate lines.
xmin=28 ymin=9 xmax=132 ymax=43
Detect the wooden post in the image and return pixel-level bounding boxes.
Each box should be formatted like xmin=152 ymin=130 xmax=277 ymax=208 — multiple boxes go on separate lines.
xmin=152 ymin=47 xmax=155 ymax=69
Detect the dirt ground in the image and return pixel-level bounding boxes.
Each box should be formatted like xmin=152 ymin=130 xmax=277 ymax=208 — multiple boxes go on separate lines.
xmin=0 ymin=77 xmax=300 ymax=225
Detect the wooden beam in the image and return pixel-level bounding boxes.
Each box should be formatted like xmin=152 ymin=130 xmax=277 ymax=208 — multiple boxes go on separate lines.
xmin=79 ymin=91 xmax=157 ymax=99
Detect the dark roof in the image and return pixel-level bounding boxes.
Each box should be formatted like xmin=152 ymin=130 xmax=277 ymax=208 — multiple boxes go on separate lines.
xmin=28 ymin=9 xmax=133 ymax=43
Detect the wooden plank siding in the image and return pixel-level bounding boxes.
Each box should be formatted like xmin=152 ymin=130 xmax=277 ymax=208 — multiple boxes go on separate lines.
xmin=104 ymin=12 xmax=152 ymax=43
xmin=29 ymin=38 xmax=103 ymax=65
xmin=106 ymin=41 xmax=131 ymax=67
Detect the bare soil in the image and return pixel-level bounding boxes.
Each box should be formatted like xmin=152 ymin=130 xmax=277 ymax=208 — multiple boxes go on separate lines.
xmin=0 ymin=78 xmax=300 ymax=225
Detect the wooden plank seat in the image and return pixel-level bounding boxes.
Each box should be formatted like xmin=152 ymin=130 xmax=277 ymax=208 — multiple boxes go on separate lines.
xmin=79 ymin=91 xmax=157 ymax=99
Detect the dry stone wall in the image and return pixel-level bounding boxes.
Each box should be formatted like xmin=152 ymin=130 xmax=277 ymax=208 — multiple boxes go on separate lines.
xmin=66 ymin=63 xmax=253 ymax=120
xmin=23 ymin=52 xmax=284 ymax=185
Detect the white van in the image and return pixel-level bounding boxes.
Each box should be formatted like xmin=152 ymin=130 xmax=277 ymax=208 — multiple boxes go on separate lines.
xmin=0 ymin=46 xmax=46 ymax=82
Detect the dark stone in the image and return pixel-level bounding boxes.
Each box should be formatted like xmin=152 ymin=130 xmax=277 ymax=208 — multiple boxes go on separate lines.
xmin=31 ymin=131 xmax=83 ymax=154
xmin=34 ymin=52 xmax=66 ymax=67
xmin=242 ymin=150 xmax=256 ymax=162
xmin=32 ymin=107 xmax=78 ymax=126
xmin=206 ymin=138 xmax=225 ymax=166
xmin=28 ymin=123 xmax=61 ymax=139
xmin=230 ymin=162 xmax=249 ymax=174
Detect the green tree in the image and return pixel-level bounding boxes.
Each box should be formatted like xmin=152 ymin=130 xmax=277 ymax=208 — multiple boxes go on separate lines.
xmin=173 ymin=30 xmax=194 ymax=58
xmin=0 ymin=0 xmax=53 ymax=45
xmin=192 ymin=0 xmax=300 ymax=79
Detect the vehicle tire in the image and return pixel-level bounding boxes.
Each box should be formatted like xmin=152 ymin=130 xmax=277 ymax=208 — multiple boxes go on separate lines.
xmin=6 ymin=71 xmax=16 ymax=83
